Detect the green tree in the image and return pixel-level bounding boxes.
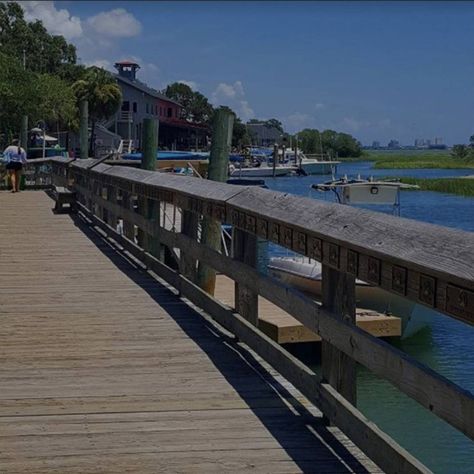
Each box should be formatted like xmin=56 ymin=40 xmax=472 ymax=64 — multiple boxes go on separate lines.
xmin=72 ymin=67 xmax=122 ymax=156
xmin=163 ymin=82 xmax=214 ymax=124
xmin=265 ymin=118 xmax=284 ymax=134
xmin=0 ymin=51 xmax=37 ymax=146
xmin=0 ymin=2 xmax=77 ymax=74
xmin=36 ymin=74 xmax=77 ymax=134
xmin=451 ymin=144 xmax=469 ymax=160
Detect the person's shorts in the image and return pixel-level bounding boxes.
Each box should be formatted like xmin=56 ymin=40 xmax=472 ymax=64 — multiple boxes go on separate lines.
xmin=6 ymin=162 xmax=22 ymax=171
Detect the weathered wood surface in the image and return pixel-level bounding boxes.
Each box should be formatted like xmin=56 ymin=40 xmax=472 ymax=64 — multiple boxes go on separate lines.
xmin=0 ymin=191 xmax=382 ymax=473
xmin=67 ymin=162 xmax=474 ymax=326
xmin=214 ymin=275 xmax=401 ymax=343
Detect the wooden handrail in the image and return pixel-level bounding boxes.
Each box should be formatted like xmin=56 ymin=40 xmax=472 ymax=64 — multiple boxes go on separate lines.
xmin=35 ymin=157 xmax=474 ymax=473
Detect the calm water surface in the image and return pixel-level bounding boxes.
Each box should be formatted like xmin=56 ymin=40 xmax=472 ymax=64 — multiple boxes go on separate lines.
xmin=263 ymin=162 xmax=474 ymax=473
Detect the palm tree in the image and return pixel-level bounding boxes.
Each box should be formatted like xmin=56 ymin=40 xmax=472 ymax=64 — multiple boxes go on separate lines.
xmin=72 ymin=67 xmax=122 ymax=156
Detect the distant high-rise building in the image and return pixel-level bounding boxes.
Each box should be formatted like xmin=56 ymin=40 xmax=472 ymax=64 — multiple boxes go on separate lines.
xmin=434 ymin=137 xmax=443 ymax=145
xmin=414 ymin=138 xmax=426 ymax=148
xmin=372 ymin=141 xmax=380 ymax=149
xmin=387 ymin=139 xmax=400 ymax=149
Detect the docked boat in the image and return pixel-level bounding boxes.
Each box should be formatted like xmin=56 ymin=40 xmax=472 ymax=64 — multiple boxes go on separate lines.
xmin=229 ymin=163 xmax=294 ymax=177
xmin=268 ymin=177 xmax=429 ymax=337
xmin=285 ymin=149 xmax=340 ymax=175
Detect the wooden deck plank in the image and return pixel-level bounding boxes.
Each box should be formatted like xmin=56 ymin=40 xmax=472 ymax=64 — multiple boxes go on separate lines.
xmin=0 ymin=191 xmax=381 ymax=473
xmin=215 ymin=274 xmax=401 ymax=343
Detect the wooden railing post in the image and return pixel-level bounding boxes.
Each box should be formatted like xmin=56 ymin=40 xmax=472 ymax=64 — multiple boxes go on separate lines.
xmin=321 ymin=264 xmax=357 ymax=405
xmin=233 ymin=227 xmax=259 ymax=326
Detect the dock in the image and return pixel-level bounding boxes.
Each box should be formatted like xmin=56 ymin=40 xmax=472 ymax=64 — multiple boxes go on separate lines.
xmin=1 ymin=156 xmax=474 ymax=473
xmin=0 ymin=191 xmax=379 ymax=473
xmin=214 ymin=275 xmax=401 ymax=344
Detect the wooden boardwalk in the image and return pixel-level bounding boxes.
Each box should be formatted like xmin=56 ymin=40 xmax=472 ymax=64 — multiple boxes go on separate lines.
xmin=0 ymin=191 xmax=380 ymax=473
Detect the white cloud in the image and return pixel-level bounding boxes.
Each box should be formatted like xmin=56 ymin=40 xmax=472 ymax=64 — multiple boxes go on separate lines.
xmin=86 ymin=8 xmax=142 ymax=38
xmin=19 ymin=1 xmax=83 ymax=39
xmin=211 ymin=81 xmax=255 ymax=121
xmin=315 ymin=103 xmax=325 ymax=110
xmin=178 ymin=80 xmax=199 ymax=90
xmin=284 ymin=112 xmax=317 ymax=132
xmin=85 ymin=59 xmax=113 ymax=71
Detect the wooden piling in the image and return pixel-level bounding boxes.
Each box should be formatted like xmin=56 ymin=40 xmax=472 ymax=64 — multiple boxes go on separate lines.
xmin=196 ymin=108 xmax=234 ymax=294
xmin=20 ymin=115 xmax=28 ymax=152
xmin=138 ymin=118 xmax=158 ymax=251
xmin=321 ymin=264 xmax=357 ymax=406
xmin=273 ymin=144 xmax=278 ymax=177
xmin=141 ymin=118 xmax=158 ymax=171
xmin=79 ymin=99 xmax=88 ymax=160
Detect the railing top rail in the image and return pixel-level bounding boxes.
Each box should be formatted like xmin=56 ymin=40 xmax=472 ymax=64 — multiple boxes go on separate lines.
xmin=65 ymin=160 xmax=474 ymax=323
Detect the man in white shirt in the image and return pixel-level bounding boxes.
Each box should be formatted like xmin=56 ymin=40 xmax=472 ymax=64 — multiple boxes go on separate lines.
xmin=3 ymin=139 xmax=27 ymax=193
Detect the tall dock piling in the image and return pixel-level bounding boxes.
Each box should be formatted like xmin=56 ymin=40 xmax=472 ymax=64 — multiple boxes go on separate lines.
xmin=197 ymin=107 xmax=234 ymax=294
xmin=79 ymin=100 xmax=88 ymax=160
xmin=20 ymin=115 xmax=28 ymax=152
xmin=138 ymin=118 xmax=159 ymax=252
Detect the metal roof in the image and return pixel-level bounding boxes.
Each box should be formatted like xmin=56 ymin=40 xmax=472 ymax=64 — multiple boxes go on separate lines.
xmin=115 ymin=74 xmax=182 ymax=107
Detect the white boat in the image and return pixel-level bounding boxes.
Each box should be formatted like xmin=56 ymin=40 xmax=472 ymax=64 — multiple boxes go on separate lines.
xmin=268 ymin=177 xmax=430 ymax=338
xmin=229 ymin=164 xmax=294 ymax=178
xmin=284 ymin=149 xmax=341 ymax=175
xmin=267 ymin=256 xmax=430 ymax=338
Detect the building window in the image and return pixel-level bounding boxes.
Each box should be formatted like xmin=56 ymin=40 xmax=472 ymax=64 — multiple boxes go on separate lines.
xmin=146 ymin=103 xmax=149 ymax=114
xmin=133 ymin=102 xmax=137 ymax=113
xmin=175 ymin=108 xmax=178 ymax=118
xmin=160 ymin=107 xmax=162 ymax=116
xmin=155 ymin=105 xmax=158 ymax=115
xmin=167 ymin=107 xmax=172 ymax=118
xmin=121 ymin=101 xmax=130 ymax=111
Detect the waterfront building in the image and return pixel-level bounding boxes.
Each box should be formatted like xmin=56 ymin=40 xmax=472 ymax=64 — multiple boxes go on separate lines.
xmin=109 ymin=61 xmax=208 ymax=151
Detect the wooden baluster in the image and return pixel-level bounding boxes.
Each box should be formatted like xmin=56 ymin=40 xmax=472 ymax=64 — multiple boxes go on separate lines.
xmin=321 ymin=264 xmax=357 ymax=406
xmin=122 ymin=191 xmax=135 ymax=241
xmin=106 ymin=185 xmax=117 ymax=229
xmin=232 ymin=227 xmax=258 ymax=327
xmin=181 ymin=209 xmax=198 ymax=282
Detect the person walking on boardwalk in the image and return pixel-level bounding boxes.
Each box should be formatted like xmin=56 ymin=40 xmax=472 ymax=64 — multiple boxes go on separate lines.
xmin=3 ymin=139 xmax=27 ymax=193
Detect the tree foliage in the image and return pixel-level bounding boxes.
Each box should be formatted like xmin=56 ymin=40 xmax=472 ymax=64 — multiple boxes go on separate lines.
xmin=248 ymin=118 xmax=284 ymax=134
xmin=0 ymin=52 xmax=77 ymax=147
xmin=163 ymin=82 xmax=214 ymax=124
xmin=0 ymin=2 xmax=76 ymax=75
xmin=451 ymin=144 xmax=469 ymax=160
xmin=72 ymin=67 xmax=122 ymax=155
xmin=296 ymin=128 xmax=362 ymax=157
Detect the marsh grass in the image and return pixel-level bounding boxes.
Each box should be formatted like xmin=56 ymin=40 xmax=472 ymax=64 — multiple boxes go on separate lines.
xmin=395 ymin=177 xmax=474 ymax=197
xmin=363 ymin=150 xmax=474 ymax=169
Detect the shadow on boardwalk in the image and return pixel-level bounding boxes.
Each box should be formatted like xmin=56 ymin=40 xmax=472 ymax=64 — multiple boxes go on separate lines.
xmin=70 ymin=211 xmax=374 ymax=474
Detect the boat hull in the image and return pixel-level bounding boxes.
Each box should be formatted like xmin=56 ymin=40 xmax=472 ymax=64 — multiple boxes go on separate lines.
xmin=268 ymin=257 xmax=426 ymax=338
xmin=230 ymin=166 xmax=293 ymax=177
xmin=299 ymin=160 xmax=339 ymax=175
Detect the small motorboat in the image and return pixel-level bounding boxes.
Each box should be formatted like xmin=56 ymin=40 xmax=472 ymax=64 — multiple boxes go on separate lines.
xmin=268 ymin=176 xmax=428 ymax=338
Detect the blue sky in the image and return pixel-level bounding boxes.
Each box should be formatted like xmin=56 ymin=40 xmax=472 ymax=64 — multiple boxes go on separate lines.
xmin=20 ymin=1 xmax=474 ymax=145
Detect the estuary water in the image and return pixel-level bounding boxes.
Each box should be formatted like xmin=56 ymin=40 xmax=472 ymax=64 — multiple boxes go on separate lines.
xmin=264 ymin=162 xmax=474 ymax=473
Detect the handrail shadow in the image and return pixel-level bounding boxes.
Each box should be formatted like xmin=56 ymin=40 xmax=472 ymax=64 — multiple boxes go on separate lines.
xmin=69 ymin=211 xmax=372 ymax=473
